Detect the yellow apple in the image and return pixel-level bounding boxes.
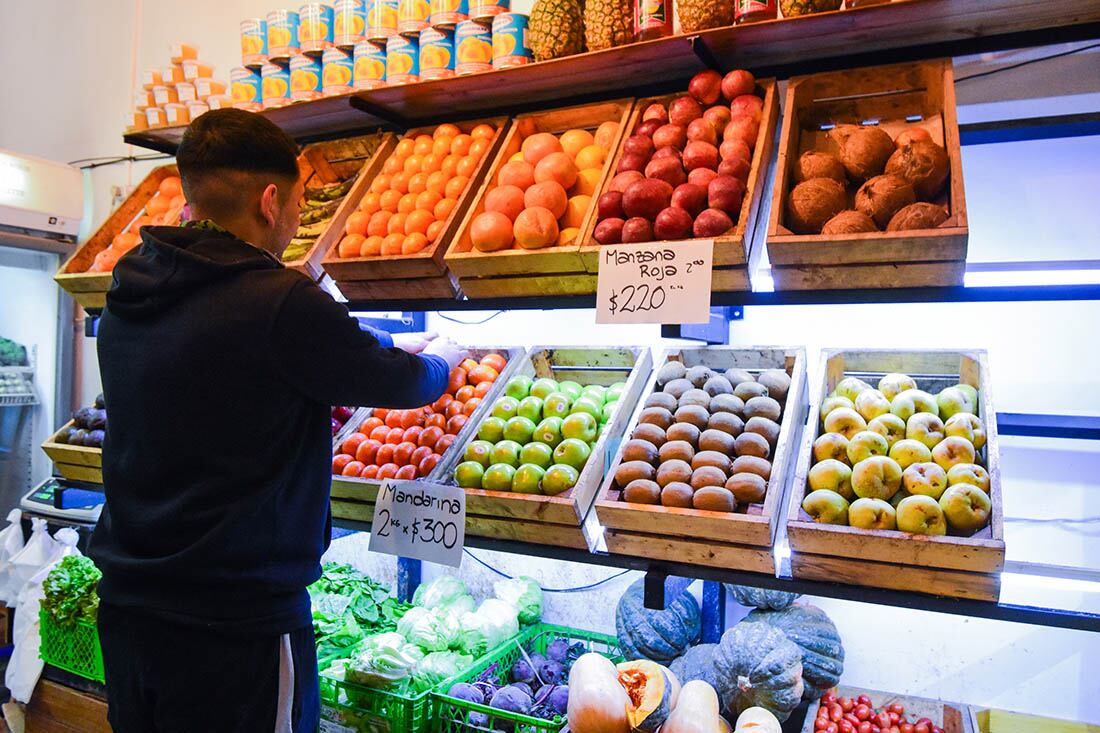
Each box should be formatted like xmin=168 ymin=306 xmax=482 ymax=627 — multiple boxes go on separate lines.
xmin=896 ymin=494 xmax=947 ymax=535
xmin=944 ymin=413 xmax=986 ymax=450
xmin=906 ymin=412 xmax=945 ymax=449
xmin=953 ymin=383 xmax=979 ymax=409
xmin=946 ymin=463 xmax=991 ymax=493
xmin=846 ymin=430 xmax=889 ymax=464
xmin=939 ymin=483 xmax=992 ymax=533
xmin=936 ymin=386 xmax=975 ymax=419
xmin=820 ymin=395 xmax=855 ymax=424
xmin=888 ymin=438 xmax=932 ymax=469
xmin=878 ymin=373 xmax=917 ymax=401
xmin=891 ymin=389 xmax=938 ymax=421
xmin=932 ymin=435 xmax=976 ymax=470
xmin=808 ymin=458 xmax=854 ymax=500
xmin=902 ymin=461 xmax=948 ymax=500
xmin=855 ymin=388 xmax=891 ymax=421
xmin=850 ymin=455 xmax=903 ymax=500
xmin=848 ymin=497 xmax=897 ymax=530
xmin=823 ymin=408 xmax=867 ymax=440
xmin=813 ymin=433 xmax=849 ymax=464
xmin=867 ymin=414 xmax=906 ymax=447
xmin=832 ymin=376 xmax=873 ymax=402
xmin=802 ymin=489 xmax=850 ymax=525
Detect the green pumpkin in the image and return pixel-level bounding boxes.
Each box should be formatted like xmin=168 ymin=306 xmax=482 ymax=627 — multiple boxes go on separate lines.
xmin=669 ymin=643 xmax=723 ymax=692
xmin=712 ymin=623 xmax=804 ymax=722
xmin=724 ymin=584 xmax=800 ymax=611
xmin=744 ymin=603 xmax=844 ymax=701
xmin=616 ymin=580 xmax=701 ymax=664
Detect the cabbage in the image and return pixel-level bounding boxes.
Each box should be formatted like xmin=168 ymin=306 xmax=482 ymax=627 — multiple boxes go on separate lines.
xmin=412 ymin=576 xmax=468 ymax=610
xmin=493 ymin=576 xmax=543 ymax=625
xmin=396 ymin=606 xmax=430 ymax=640
xmin=439 ymin=592 xmax=476 ymax=616
xmin=410 ymin=651 xmax=474 ymax=693
xmin=345 ymin=632 xmax=424 ymax=689
xmin=400 ymin=606 xmax=460 ymax=652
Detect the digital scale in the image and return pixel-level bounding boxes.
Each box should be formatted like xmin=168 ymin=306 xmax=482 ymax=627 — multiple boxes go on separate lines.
xmin=20 ymin=476 xmax=104 ymax=524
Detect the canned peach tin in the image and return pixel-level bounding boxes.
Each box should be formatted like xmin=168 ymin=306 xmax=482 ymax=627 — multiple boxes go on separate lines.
xmin=367 ymin=0 xmax=399 ymax=39
xmin=454 ymin=20 xmax=492 ymax=75
xmin=470 ymin=0 xmax=508 ymax=22
xmin=491 ymin=13 xmax=530 ymax=69
xmin=334 ymin=0 xmax=367 ymax=45
xmin=299 ymin=3 xmax=335 ymax=53
xmin=353 ymin=40 xmax=387 ymax=88
xmin=386 ymin=35 xmax=419 ymax=84
xmin=322 ymin=46 xmax=355 ymax=95
xmin=290 ymin=53 xmax=324 ymax=100
xmin=397 ymin=0 xmax=430 ymax=36
xmin=261 ymin=62 xmax=292 ymax=108
xmin=419 ymin=27 xmax=454 ymax=79
xmin=230 ymin=67 xmax=262 ymax=107
xmin=430 ymin=0 xmax=468 ymax=28
xmin=241 ymin=19 xmax=268 ymax=66
xmin=266 ymin=10 xmax=301 ymax=60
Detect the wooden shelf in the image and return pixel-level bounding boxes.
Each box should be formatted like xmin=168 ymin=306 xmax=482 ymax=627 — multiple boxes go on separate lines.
xmin=122 ymin=0 xmax=1100 ymax=153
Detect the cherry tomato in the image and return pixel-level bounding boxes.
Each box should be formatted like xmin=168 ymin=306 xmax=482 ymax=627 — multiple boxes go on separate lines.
xmin=858 ymin=696 xmax=873 ymax=708
xmin=915 ymin=719 xmax=933 ymax=728
xmin=914 ymin=725 xmax=930 ymax=733
xmin=889 ymin=704 xmax=905 ymax=717
xmin=876 ymin=713 xmax=892 ymax=730
xmin=889 ymin=712 xmax=900 ymax=725
xmin=823 ymin=693 xmax=838 ymax=705
xmin=839 ymin=722 xmax=854 ymax=733
xmin=857 ymin=723 xmax=872 ymax=733
xmin=855 ymin=705 xmax=872 ymax=722
xmin=841 ymin=699 xmax=855 ymax=713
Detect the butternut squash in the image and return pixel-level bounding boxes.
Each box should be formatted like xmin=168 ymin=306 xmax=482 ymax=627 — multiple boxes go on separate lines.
xmin=567 ymin=653 xmax=631 ymax=733
xmin=659 ymin=680 xmax=726 ymax=733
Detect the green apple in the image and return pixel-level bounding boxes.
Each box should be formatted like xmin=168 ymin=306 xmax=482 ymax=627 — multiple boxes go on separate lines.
xmin=944 ymin=413 xmax=986 ymax=449
xmin=867 ymin=414 xmax=906 ymax=448
xmin=533 ymin=417 xmax=564 ymax=448
xmin=570 ymin=397 xmax=603 ymax=422
xmin=464 ymin=439 xmax=495 ymax=467
xmin=503 ymin=416 xmax=536 ymax=444
xmin=936 ymin=387 xmax=974 ymax=420
xmin=906 ymin=412 xmax=945 ymax=449
xmin=878 ymin=373 xmax=917 ymax=401
xmin=504 ymin=375 xmax=533 ymax=400
xmin=516 ymin=396 xmax=544 ymax=423
xmin=902 ymin=461 xmax=948 ymax=500
xmin=896 ymin=494 xmax=947 ymax=535
xmin=848 ymin=497 xmax=897 ymax=530
xmin=581 ymin=385 xmax=607 ymax=405
xmin=561 ymin=412 xmax=598 ymax=443
xmin=946 ymin=463 xmax=991 ymax=493
xmin=477 ymin=416 xmax=506 ymax=443
xmin=854 ymin=389 xmax=891 ymax=422
xmin=490 ymin=439 xmax=523 ymax=467
xmin=607 ymin=382 xmax=626 ymax=403
xmin=850 ymin=456 xmax=903 ymax=500
xmin=512 ymin=464 xmax=546 ymax=494
xmin=953 ymin=383 xmax=979 ymax=409
xmin=542 ymin=464 xmax=579 ymax=495
xmin=832 ymin=376 xmax=872 ymax=402
xmin=822 ymin=407 xmax=867 ymax=440
xmin=491 ymin=396 xmax=520 ymax=421
xmin=889 ymin=438 xmax=932 ymax=469
xmin=520 ymin=441 xmax=554 ymax=469
xmin=557 ymin=381 xmax=583 ymax=400
xmin=601 ymin=402 xmax=616 ymax=424
xmin=812 ymin=433 xmax=849 ymax=464
xmin=542 ymin=392 xmax=573 ymax=420
xmin=553 ymin=438 xmax=592 ymax=471
xmin=807 ymin=459 xmax=854 ymax=500
xmin=939 ymin=484 xmax=992 ymax=533
xmin=482 ymin=463 xmax=516 ymax=492
xmin=529 ymin=377 xmax=559 ymax=400
xmin=932 ymin=436 xmax=976 ymax=471
xmin=454 ymin=461 xmax=486 ymax=488
xmin=846 ymin=430 xmax=889 ymax=464
xmin=820 ymin=396 xmax=855 ymax=424
xmin=801 ymin=489 xmax=850 ymax=525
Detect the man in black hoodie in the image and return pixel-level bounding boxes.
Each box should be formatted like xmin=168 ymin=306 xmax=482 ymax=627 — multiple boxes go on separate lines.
xmin=88 ymin=109 xmax=466 ymax=732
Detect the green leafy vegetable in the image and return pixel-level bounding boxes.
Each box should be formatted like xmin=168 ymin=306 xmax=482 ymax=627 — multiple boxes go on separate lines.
xmin=0 ymin=337 xmax=28 ymax=367
xmin=346 ymin=632 xmax=425 ymax=690
xmin=308 ymin=563 xmax=410 ymax=668
xmin=410 ymin=651 xmax=473 ymax=693
xmin=41 ymin=556 xmax=101 ymax=627
xmin=493 ymin=576 xmax=543 ymax=625
xmin=411 ymin=576 xmax=468 ymax=609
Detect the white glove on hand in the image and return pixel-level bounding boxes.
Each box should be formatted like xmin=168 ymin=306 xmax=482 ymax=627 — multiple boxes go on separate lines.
xmin=423 ymin=337 xmax=469 ymax=371
xmin=391 ymin=331 xmax=438 ymax=354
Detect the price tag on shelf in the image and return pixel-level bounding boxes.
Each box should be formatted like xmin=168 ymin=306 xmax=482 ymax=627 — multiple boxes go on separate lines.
xmin=368 ymin=480 xmax=465 ymax=567
xmin=595 ymin=239 xmax=714 ymax=325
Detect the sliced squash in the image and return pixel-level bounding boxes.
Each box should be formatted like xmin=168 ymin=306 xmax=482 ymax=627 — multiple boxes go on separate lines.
xmin=660 ymin=680 xmax=726 ymax=733
xmin=735 ymin=707 xmax=782 ymax=732
xmin=615 ymin=660 xmax=680 ymax=732
xmin=567 ymin=653 xmax=631 ymax=733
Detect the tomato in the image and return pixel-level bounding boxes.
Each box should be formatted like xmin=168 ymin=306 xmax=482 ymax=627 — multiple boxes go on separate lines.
xmin=418 ymin=453 xmax=441 ymax=475
xmin=913 ymin=725 xmax=929 ymax=733
xmin=361 ymin=464 xmax=380 ymax=479
xmin=830 ymin=705 xmax=843 ymax=723
xmin=396 ymin=464 xmax=418 ymax=480
xmin=332 ymin=454 xmax=353 ymax=474
xmin=845 ymin=714 xmax=861 ymax=728
xmin=462 ymin=398 xmax=482 ymax=416
xmin=841 ymin=699 xmax=855 ymax=713
xmin=355 ymin=439 xmax=382 ymax=464
xmin=377 ymin=463 xmax=399 ymax=480
xmin=372 ymin=408 xmax=389 ymax=420
xmin=839 ymin=721 xmax=854 ymax=733
xmin=444 ymin=417 xmax=466 ymax=436
xmin=359 ymin=417 xmax=384 ymax=435
xmin=858 ymin=724 xmax=872 ymax=733
xmin=474 ymin=380 xmax=493 ymax=398
xmin=888 ymin=713 xmax=900 ymax=725
xmin=888 ymin=705 xmax=905 ymax=717
xmin=394 ymin=441 xmax=417 ymax=466
xmin=446 ymin=401 xmax=465 ymax=418
xmin=855 ymin=705 xmax=872 ymax=722
xmin=454 ymin=385 xmax=476 ymax=402
xmin=823 ymin=694 xmax=838 ymax=705
xmin=403 ymin=426 xmax=424 ymax=444
xmin=376 ymin=444 xmax=397 ymax=466
xmin=341 ymin=461 xmax=365 ymax=476
xmin=433 ymin=393 xmax=454 ymax=412
xmin=826 ymin=725 xmax=838 ymax=733
xmin=815 ymin=717 xmax=830 ymax=731
xmin=425 ymin=413 xmax=447 ymax=430
xmin=386 ymin=427 xmax=405 ymax=445
xmin=901 ymin=725 xmax=914 ymax=733
xmin=385 ymin=410 xmax=404 ymax=428
xmin=858 ymin=696 xmax=873 ymax=708
xmin=447 ymin=367 xmax=468 ymax=393
xmin=876 ymin=714 xmax=892 ymax=730
xmin=419 ymin=426 xmax=445 ymax=448
xmin=480 ymin=353 xmax=507 ymax=373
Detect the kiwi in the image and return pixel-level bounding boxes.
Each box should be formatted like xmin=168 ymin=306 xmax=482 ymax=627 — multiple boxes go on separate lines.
xmin=656 ymin=361 xmax=687 ymax=386
xmin=691 ymin=466 xmax=728 ymax=491
xmin=692 ymin=450 xmax=733 ymax=474
xmin=615 ymin=460 xmax=656 ymax=487
xmin=707 ymin=412 xmax=744 ymax=437
xmin=661 ymin=482 xmax=695 ymax=508
xmin=698 ymin=429 xmax=736 ymax=455
xmin=678 ymin=389 xmax=711 ymax=410
xmin=665 ymin=422 xmax=701 ymax=447
xmin=734 ymin=432 xmax=771 ymax=459
xmin=638 ymin=407 xmax=674 ymax=431
xmin=658 ymin=440 xmax=695 ymax=464
xmin=726 ymin=472 xmax=767 ymax=504
xmin=644 ymin=392 xmax=678 ymax=412
xmin=734 ymin=382 xmax=769 ymax=402
xmin=621 ymin=439 xmax=659 ymax=465
xmin=731 ymin=455 xmax=771 ymax=481
xmin=663 ymin=378 xmax=694 ymax=398
xmin=693 ymin=486 xmax=736 ymax=512
xmin=686 ymin=365 xmax=716 ymax=388
xmin=744 ymin=416 xmax=781 ymax=448
xmin=757 ymin=369 xmax=792 ymax=403
xmin=623 ymin=479 xmax=661 ymax=505
xmin=631 ymin=423 xmax=667 ymax=447
xmin=743 ymin=396 xmax=782 ymax=423
xmin=674 ymin=405 xmax=710 ymax=430
xmin=656 ymin=459 xmax=693 ymax=487
xmin=709 ymin=394 xmax=745 ymax=416
xmin=703 ymin=375 xmax=734 ymax=397
xmin=724 ymin=368 xmax=754 ymax=385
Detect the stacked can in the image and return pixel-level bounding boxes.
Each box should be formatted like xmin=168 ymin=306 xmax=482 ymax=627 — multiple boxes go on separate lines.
xmin=367 ymin=0 xmax=399 ymax=39
xmin=322 ymin=46 xmax=355 ymax=95
xmin=334 ymin=0 xmax=367 ymax=45
xmin=386 ymin=34 xmax=419 ymax=84
xmin=397 ymin=0 xmax=430 ymax=35
xmin=490 ymin=13 xmax=531 ymax=69
xmin=419 ymin=27 xmax=454 ymax=79
xmin=429 ymin=0 xmax=468 ymax=27
xmin=454 ymin=20 xmax=491 ymax=75
xmin=290 ymin=53 xmax=324 ymax=100
xmin=241 ymin=19 xmax=269 ymax=67
xmin=266 ymin=10 xmax=301 ymax=60
xmin=470 ymin=0 xmax=508 ymax=21
xmin=261 ymin=62 xmax=292 ymax=108
xmin=299 ymin=3 xmax=335 ymax=53
xmin=353 ymin=39 xmax=387 ymax=88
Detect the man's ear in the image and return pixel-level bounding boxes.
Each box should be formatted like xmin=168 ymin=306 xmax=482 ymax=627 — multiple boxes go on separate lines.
xmin=259 ymin=183 xmax=280 ymax=227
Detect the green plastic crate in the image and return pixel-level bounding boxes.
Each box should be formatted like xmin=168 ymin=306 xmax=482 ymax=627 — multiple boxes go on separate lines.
xmin=430 ymin=624 xmax=623 ymax=733
xmin=38 ymin=609 xmax=105 ymax=683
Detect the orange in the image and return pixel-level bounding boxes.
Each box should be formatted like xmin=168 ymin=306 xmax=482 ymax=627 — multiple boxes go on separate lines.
xmin=562 ymin=195 xmax=591 ymax=229
xmin=431 ymin=137 xmax=452 ymax=157
xmin=383 ymin=155 xmax=405 ymax=174
xmin=359 ymin=192 xmax=382 ymax=214
xmin=404 ymin=209 xmax=435 ymax=236
xmin=387 ymin=212 xmax=409 ymax=235
xmin=129 ymin=215 xmax=153 ymax=234
xmin=426 ymin=171 xmax=449 ymax=195
xmin=433 ymin=197 xmax=457 ymax=221
xmin=560 ymin=129 xmax=595 ymax=158
xmin=379 ymin=189 xmax=402 ymax=213
xmin=471 ymin=123 xmax=495 ymax=140
xmin=146 ymin=195 xmax=170 ymax=217
xmin=485 ymin=185 xmax=525 ymax=221
xmin=402 ymin=233 xmax=430 ymax=254
xmin=521 ymin=132 xmax=563 ymax=165
xmin=420 ymin=153 xmax=444 ymax=173
xmin=454 ymin=384 xmax=475 ymax=402
xmin=434 ymin=123 xmax=461 ymax=139
xmin=426 ymin=219 xmax=445 ymax=242
xmin=403 ymin=154 xmax=424 ymax=174
xmin=371 ymin=173 xmax=392 ymax=192
xmin=474 ymin=380 xmax=493 ymax=398
xmin=450 ymin=134 xmax=473 ymax=156
xmin=112 ymin=232 xmax=140 ymax=252
xmin=595 ymin=121 xmax=619 ymax=150
xmin=441 ymin=155 xmax=460 ymax=178
xmin=497 ymin=160 xmax=535 ymax=189
xmin=444 ymin=175 xmax=469 ymax=200
xmin=416 ymin=190 xmax=443 ymax=212
xmin=524 ymin=180 xmax=569 ymax=219
xmin=407 ymin=172 xmax=429 ymax=194
xmin=481 ymin=353 xmax=507 ymax=372
xmin=534 ymin=152 xmax=578 ymax=189
xmin=398 ymin=192 xmax=419 ymax=213
xmin=456 ymin=155 xmax=479 ymax=178
xmin=572 ymin=168 xmax=602 ymax=196
xmin=338 ymin=233 xmax=366 ymax=258
xmin=361 ymin=235 xmax=384 ymax=256
xmin=158 ymin=176 xmax=183 ymax=198
xmin=469 ymin=211 xmax=514 ymax=252
xmin=469 ymin=138 xmax=491 ymax=160
xmin=513 ymin=207 xmax=559 ymax=249
xmin=381 ymin=232 xmax=405 ymax=255
xmin=389 ymin=172 xmax=410 ymax=194
xmin=468 ymin=364 xmax=499 ymax=384
xmin=573 ymin=145 xmax=606 ymax=171
xmin=169 ymin=195 xmax=186 ymax=211
xmin=345 ymin=211 xmax=370 ymax=236
xmin=368 ymin=209 xmax=394 ymax=236
xmin=395 ymin=138 xmax=416 ymax=157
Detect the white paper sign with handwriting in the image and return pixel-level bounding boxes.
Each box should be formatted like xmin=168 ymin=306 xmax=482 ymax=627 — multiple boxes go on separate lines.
xmin=595 ymin=239 xmax=714 ymax=325
xmin=368 ymin=480 xmax=466 ymax=567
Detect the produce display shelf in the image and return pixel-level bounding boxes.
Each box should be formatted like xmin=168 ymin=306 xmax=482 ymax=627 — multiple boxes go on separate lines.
xmin=331 ymin=516 xmax=1100 ymax=633
xmin=119 ymin=0 xmax=1100 ymax=155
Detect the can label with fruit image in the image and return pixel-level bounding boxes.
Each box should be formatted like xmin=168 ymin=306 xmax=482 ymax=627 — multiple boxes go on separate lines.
xmin=335 ymin=0 xmax=367 ymax=46
xmin=290 ymin=53 xmax=324 ymax=100
xmin=734 ymin=0 xmax=776 ymax=21
xmin=430 ymin=0 xmax=469 ymax=28
xmin=367 ymin=0 xmax=399 ymax=39
xmin=261 ymin=62 xmax=292 ymax=108
xmin=241 ymin=18 xmax=269 ymax=66
xmin=231 ymin=67 xmax=262 ymax=104
xmin=397 ymin=0 xmax=430 ymax=36
xmin=634 ymin=0 xmax=670 ymax=36
xmin=470 ymin=0 xmax=509 ymax=22
xmin=299 ymin=2 xmax=335 ymax=52
xmin=266 ymin=10 xmax=301 ymax=60
xmin=353 ymin=39 xmax=388 ymax=88
xmin=419 ymin=27 xmax=455 ymax=79
xmin=454 ymin=20 xmax=492 ymax=75
xmin=322 ymin=46 xmax=355 ymax=95
xmin=386 ymin=34 xmax=419 ymax=84
xmin=490 ymin=13 xmax=530 ymax=69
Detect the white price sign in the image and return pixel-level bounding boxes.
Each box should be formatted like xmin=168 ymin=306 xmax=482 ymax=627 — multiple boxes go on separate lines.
xmin=595 ymin=239 xmax=714 ymax=325
xmin=368 ymin=480 xmax=466 ymax=567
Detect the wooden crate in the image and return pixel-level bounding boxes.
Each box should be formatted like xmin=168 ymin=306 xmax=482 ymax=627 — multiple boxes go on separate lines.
xmin=970 ymin=707 xmax=1100 ymax=733
xmin=437 ymin=346 xmax=652 ymax=550
xmin=766 ymin=59 xmax=968 ymax=290
xmin=801 ymin=686 xmax=973 ymax=733
xmin=322 ymin=116 xmax=510 ymax=300
xmin=26 ymin=679 xmax=111 ymax=733
xmin=331 ymin=346 xmax=526 ymax=522
xmin=285 ymin=132 xmax=397 ymax=281
xmin=578 ymin=79 xmax=780 ymax=293
xmin=787 ymin=349 xmax=1004 ymax=601
xmin=444 ymin=99 xmax=634 ymax=298
xmin=54 ymin=165 xmax=180 ymax=311
xmin=596 ymin=346 xmax=807 ymax=574
xmin=41 ymin=421 xmax=103 ymax=484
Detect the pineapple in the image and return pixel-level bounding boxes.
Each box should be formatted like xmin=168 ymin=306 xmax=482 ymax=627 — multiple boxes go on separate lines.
xmin=584 ymin=0 xmax=632 ymax=51
xmin=677 ymin=0 xmax=733 ymax=33
xmin=530 ymin=0 xmax=586 ymax=62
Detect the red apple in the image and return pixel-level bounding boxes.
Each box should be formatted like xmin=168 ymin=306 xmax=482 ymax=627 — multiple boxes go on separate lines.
xmin=669 ymin=96 xmax=703 ymax=127
xmin=622 ymin=178 xmax=673 ymax=220
xmin=594 ymin=218 xmax=625 ymax=244
xmin=687 ymin=118 xmax=718 ymax=145
xmin=688 ymin=70 xmax=723 ymax=106
xmin=653 ymin=207 xmax=694 ymax=240
xmin=671 ymin=183 xmax=708 ymax=217
xmin=688 ymin=168 xmax=718 ymax=188
xmin=651 ymin=146 xmax=682 ymax=163
xmin=717 ymin=156 xmax=750 ymax=180
xmin=723 ymin=115 xmax=759 ymax=150
xmin=720 ymin=138 xmax=751 ymax=163
xmin=621 ymin=216 xmax=654 ymax=243
xmin=708 ymin=175 xmax=746 ymax=217
xmin=597 ymin=191 xmax=625 ymax=220
xmin=608 ymin=171 xmax=644 ymax=193
xmin=703 ymin=106 xmax=731 ymax=135
xmin=721 ymin=69 xmax=755 ymax=101
xmin=729 ymin=94 xmax=763 ymax=122
xmin=694 ymin=208 xmax=734 ymax=237
xmin=642 ymin=103 xmax=668 ymax=124
xmin=683 ymin=140 xmax=719 ymax=171
xmin=623 ymin=134 xmax=655 ymax=159
xmin=645 ymin=157 xmax=687 ymax=187
xmin=652 ymin=124 xmax=688 ymax=151
xmin=617 ymin=152 xmax=649 ymax=173
xmin=636 ymin=119 xmax=662 ymax=138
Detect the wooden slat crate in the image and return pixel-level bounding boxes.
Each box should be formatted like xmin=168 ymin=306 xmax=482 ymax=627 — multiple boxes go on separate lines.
xmin=26 ymin=679 xmax=111 ymax=733
xmin=331 ymin=346 xmax=526 ymax=522
xmin=285 ymin=132 xmax=397 ymax=280
xmin=801 ymin=686 xmax=974 ymax=733
xmin=55 ymin=165 xmax=180 ymax=311
xmin=41 ymin=421 xmax=103 ymax=484
xmin=787 ymin=349 xmax=1004 ymax=601
xmin=596 ymin=346 xmax=807 ymax=574
xmin=578 ymin=79 xmax=779 ymax=292
xmin=970 ymin=707 xmax=1100 ymax=733
xmin=322 ymin=117 xmax=510 ymax=301
xmin=445 ymin=99 xmax=634 ymax=298
xmin=766 ymin=59 xmax=968 ymax=290
xmin=437 ymin=346 xmax=652 ymax=550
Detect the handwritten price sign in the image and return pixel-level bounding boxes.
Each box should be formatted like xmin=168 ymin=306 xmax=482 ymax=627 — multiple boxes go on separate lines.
xmin=368 ymin=480 xmax=466 ymax=567
xmin=596 ymin=239 xmax=714 ymax=324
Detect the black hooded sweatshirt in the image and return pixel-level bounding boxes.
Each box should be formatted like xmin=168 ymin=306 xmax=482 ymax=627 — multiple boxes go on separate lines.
xmin=88 ymin=225 xmax=448 ymax=633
